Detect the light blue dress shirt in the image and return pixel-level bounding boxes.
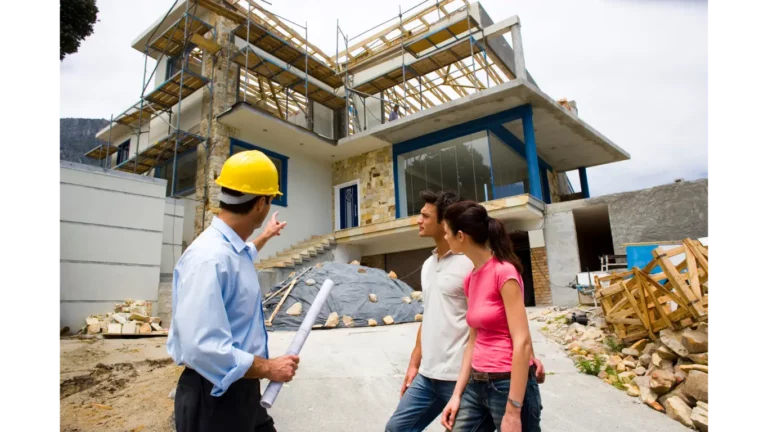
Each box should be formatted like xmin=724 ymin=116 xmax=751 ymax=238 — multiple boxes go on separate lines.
xmin=167 ymin=216 xmax=269 ymax=396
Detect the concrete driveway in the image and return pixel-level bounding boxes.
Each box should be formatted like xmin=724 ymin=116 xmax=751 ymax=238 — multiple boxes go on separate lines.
xmin=263 ymin=318 xmax=689 ymax=431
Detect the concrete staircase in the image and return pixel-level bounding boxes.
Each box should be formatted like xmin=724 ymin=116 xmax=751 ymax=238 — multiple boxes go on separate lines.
xmin=255 ymin=234 xmax=337 ymax=270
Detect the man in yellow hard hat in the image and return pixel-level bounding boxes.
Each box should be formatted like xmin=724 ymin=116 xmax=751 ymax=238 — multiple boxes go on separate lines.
xmin=168 ymin=150 xmax=297 ymax=432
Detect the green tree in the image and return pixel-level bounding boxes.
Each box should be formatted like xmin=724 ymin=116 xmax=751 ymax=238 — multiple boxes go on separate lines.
xmin=60 ymin=0 xmax=99 ymax=60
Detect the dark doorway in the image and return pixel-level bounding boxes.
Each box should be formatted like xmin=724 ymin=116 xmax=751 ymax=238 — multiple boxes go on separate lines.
xmin=573 ymin=205 xmax=615 ymax=272
xmin=509 ymin=231 xmax=536 ymax=307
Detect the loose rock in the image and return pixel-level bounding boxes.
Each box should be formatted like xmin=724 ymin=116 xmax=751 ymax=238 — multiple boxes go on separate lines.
xmin=305 ymin=279 xmax=316 ymax=286
xmin=357 ymin=268 xmax=367 ymax=274
xmin=402 ymin=297 xmax=412 ymax=304
xmin=660 ymin=329 xmax=689 ymax=357
xmin=655 ymin=345 xmax=679 ymax=361
xmin=618 ymin=371 xmax=637 ymax=384
xmin=634 ymin=366 xmax=647 ymax=376
xmin=626 ymin=385 xmax=640 ymax=397
xmin=383 ymin=315 xmax=395 ymax=325
xmin=622 ymin=348 xmax=640 ymax=357
xmin=679 ymin=364 xmax=708 ymax=373
xmin=650 ymin=370 xmax=676 ymax=395
xmin=410 ymin=291 xmax=423 ymax=301
xmin=286 ymin=302 xmax=303 ymax=316
xmin=642 ymin=342 xmax=658 ymax=356
xmin=388 ymin=271 xmax=398 ymax=279
xmin=681 ymin=328 xmax=708 ymax=354
xmin=679 ymin=370 xmax=708 ymax=403
xmin=630 ymin=339 xmax=649 ymax=352
xmin=342 ymin=316 xmax=355 ymax=327
xmin=349 ymin=260 xmax=360 ymax=265
xmin=325 ymin=312 xmax=339 ymax=328
xmin=598 ymin=370 xmax=608 ymax=379
xmin=638 ymin=354 xmax=652 ymax=368
xmin=415 ymin=314 xmax=423 ymax=322
xmin=368 ymin=294 xmax=378 ymax=303
xmin=633 ymin=376 xmax=659 ymax=406
xmin=691 ymin=402 xmax=708 ymax=432
xmin=367 ymin=319 xmax=377 ymax=327
xmin=687 ymin=352 xmax=708 ymax=365
xmin=663 ymin=396 xmax=694 ymax=428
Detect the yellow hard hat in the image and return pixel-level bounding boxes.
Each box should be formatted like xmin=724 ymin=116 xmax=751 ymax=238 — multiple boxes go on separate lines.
xmin=215 ymin=150 xmax=283 ymax=196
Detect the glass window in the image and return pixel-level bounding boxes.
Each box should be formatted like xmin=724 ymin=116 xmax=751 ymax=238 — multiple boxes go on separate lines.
xmin=230 ymin=139 xmax=288 ymax=207
xmin=116 ymin=140 xmax=130 ymax=165
xmin=489 ymin=132 xmax=529 ymax=199
xmin=397 ymin=131 xmax=493 ymax=217
xmin=156 ymin=149 xmax=197 ymax=197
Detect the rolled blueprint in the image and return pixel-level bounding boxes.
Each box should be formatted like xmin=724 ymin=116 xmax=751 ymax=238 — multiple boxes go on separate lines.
xmin=260 ymin=278 xmax=335 ymax=408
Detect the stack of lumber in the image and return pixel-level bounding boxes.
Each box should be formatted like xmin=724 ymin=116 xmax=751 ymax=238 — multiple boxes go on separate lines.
xmin=594 ymin=239 xmax=708 ymax=344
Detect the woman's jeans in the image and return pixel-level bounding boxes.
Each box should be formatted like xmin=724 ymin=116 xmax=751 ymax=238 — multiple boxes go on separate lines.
xmin=451 ymin=365 xmax=542 ymax=432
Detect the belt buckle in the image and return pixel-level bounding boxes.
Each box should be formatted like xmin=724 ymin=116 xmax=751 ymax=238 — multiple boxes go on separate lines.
xmin=473 ymin=371 xmax=490 ymax=382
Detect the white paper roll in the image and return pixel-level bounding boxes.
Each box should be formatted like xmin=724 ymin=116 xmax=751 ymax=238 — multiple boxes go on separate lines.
xmin=260 ymin=279 xmax=335 ymax=408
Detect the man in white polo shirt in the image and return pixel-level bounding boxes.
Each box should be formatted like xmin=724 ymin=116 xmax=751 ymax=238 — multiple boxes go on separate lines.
xmin=385 ymin=190 xmax=544 ymax=432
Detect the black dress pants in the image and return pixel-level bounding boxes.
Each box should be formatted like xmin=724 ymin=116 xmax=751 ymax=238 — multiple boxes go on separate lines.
xmin=174 ymin=367 xmax=277 ymax=432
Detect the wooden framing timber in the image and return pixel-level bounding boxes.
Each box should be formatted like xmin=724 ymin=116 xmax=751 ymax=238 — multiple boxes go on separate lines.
xmin=595 ymin=238 xmax=708 ymax=343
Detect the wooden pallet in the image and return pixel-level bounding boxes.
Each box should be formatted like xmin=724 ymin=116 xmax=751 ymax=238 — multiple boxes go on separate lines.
xmin=594 ymin=238 xmax=708 ymax=344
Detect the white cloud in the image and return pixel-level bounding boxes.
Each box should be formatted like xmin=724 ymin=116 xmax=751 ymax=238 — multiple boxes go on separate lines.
xmin=60 ymin=0 xmax=707 ymax=197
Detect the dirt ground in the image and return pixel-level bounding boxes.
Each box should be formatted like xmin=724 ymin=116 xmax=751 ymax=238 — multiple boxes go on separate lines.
xmin=60 ymin=336 xmax=179 ymax=432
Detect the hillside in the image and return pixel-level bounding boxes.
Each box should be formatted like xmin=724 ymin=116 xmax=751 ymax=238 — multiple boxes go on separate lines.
xmin=60 ymin=118 xmax=109 ymax=167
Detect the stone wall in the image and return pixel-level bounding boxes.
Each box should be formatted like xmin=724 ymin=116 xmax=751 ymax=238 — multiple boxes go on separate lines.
xmin=332 ymin=146 xmax=396 ymax=229
xmin=547 ymin=170 xmax=562 ymax=203
xmin=157 ymin=282 xmax=173 ymax=327
xmin=195 ymin=16 xmax=239 ymax=236
xmin=530 ymin=247 xmax=552 ymax=306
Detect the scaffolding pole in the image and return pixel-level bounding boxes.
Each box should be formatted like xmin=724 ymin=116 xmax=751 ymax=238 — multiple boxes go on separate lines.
xmin=468 ymin=9 xmax=476 ymax=92
xmin=171 ymin=1 xmax=192 ymax=196
xmin=134 ymin=47 xmax=150 ymax=174
xmin=304 ymin=22 xmax=310 ymax=128
xmin=105 ymin=114 xmax=113 ymax=169
xmin=400 ymin=5 xmax=406 ymax=115
xmin=244 ymin=2 xmax=252 ymax=104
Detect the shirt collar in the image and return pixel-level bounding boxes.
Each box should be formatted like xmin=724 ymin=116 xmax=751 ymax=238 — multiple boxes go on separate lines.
xmin=211 ymin=216 xmax=248 ymax=254
xmin=431 ymin=248 xmax=455 ymax=261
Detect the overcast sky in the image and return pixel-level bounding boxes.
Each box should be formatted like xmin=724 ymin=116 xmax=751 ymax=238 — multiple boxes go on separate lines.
xmin=60 ymin=0 xmax=707 ymax=197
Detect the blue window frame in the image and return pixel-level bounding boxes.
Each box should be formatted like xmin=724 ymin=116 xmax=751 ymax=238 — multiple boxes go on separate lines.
xmin=229 ymin=137 xmax=289 ymax=207
xmin=155 ymin=147 xmax=197 ymax=197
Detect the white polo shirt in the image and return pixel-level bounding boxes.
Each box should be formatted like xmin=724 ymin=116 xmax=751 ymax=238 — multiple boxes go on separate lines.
xmin=418 ymin=249 xmax=475 ymax=381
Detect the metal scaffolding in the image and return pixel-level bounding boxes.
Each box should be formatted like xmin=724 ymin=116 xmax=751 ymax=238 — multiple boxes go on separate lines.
xmin=85 ymin=0 xmax=215 ymax=200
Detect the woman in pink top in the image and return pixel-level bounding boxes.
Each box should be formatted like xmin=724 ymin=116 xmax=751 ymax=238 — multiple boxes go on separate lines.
xmin=440 ymin=201 xmax=541 ymax=432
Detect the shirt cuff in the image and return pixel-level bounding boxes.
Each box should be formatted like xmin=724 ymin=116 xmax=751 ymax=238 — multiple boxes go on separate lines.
xmin=211 ymin=349 xmax=256 ymax=397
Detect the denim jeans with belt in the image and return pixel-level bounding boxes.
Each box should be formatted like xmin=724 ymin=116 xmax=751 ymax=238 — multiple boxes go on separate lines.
xmin=451 ymin=366 xmax=542 ymax=432
xmin=385 ymin=373 xmax=460 ymax=432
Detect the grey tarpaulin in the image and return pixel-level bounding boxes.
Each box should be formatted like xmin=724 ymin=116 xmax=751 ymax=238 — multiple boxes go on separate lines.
xmin=263 ymin=262 xmax=424 ymax=330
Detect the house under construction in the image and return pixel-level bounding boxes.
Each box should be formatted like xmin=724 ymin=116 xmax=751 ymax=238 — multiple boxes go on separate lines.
xmin=78 ymin=0 xmax=650 ymax=319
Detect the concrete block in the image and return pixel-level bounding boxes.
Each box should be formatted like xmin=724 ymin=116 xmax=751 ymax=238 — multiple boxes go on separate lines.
xmin=150 ymin=323 xmax=163 ymax=331
xmin=139 ymin=323 xmax=152 ymax=334
xmin=122 ymin=321 xmax=138 ymax=334
xmin=108 ymin=323 xmax=123 ymax=334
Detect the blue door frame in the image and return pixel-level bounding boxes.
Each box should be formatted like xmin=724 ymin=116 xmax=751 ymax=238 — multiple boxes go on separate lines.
xmin=339 ymin=184 xmax=359 ymax=229
xmin=392 ymin=103 xmax=548 ymax=217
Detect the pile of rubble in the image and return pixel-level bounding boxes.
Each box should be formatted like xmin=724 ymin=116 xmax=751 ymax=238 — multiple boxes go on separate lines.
xmin=530 ymin=307 xmax=708 ymax=431
xmin=79 ymin=299 xmax=167 ymax=336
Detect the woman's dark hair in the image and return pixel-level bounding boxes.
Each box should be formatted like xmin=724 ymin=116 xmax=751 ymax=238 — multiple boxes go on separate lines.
xmin=443 ymin=200 xmax=524 ymax=274
xmin=219 ymin=187 xmax=268 ymax=215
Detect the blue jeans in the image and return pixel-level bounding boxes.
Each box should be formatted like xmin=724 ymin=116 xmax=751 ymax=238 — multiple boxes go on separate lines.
xmin=452 ymin=366 xmax=542 ymax=432
xmin=385 ymin=373 xmax=464 ymax=432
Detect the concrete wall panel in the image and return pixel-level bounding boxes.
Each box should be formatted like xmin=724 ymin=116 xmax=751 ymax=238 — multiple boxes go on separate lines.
xmin=60 ymin=184 xmax=165 ymax=231
xmin=60 ymin=162 xmax=166 ymax=330
xmin=544 ymin=210 xmax=580 ymax=306
xmin=61 ymin=222 xmax=162 ymax=265
xmin=61 ymin=262 xmax=160 ymax=301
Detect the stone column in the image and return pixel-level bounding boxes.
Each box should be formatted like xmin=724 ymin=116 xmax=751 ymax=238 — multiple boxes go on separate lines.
xmin=528 ymin=229 xmax=552 ymax=306
xmin=195 ymin=15 xmax=239 ymax=236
